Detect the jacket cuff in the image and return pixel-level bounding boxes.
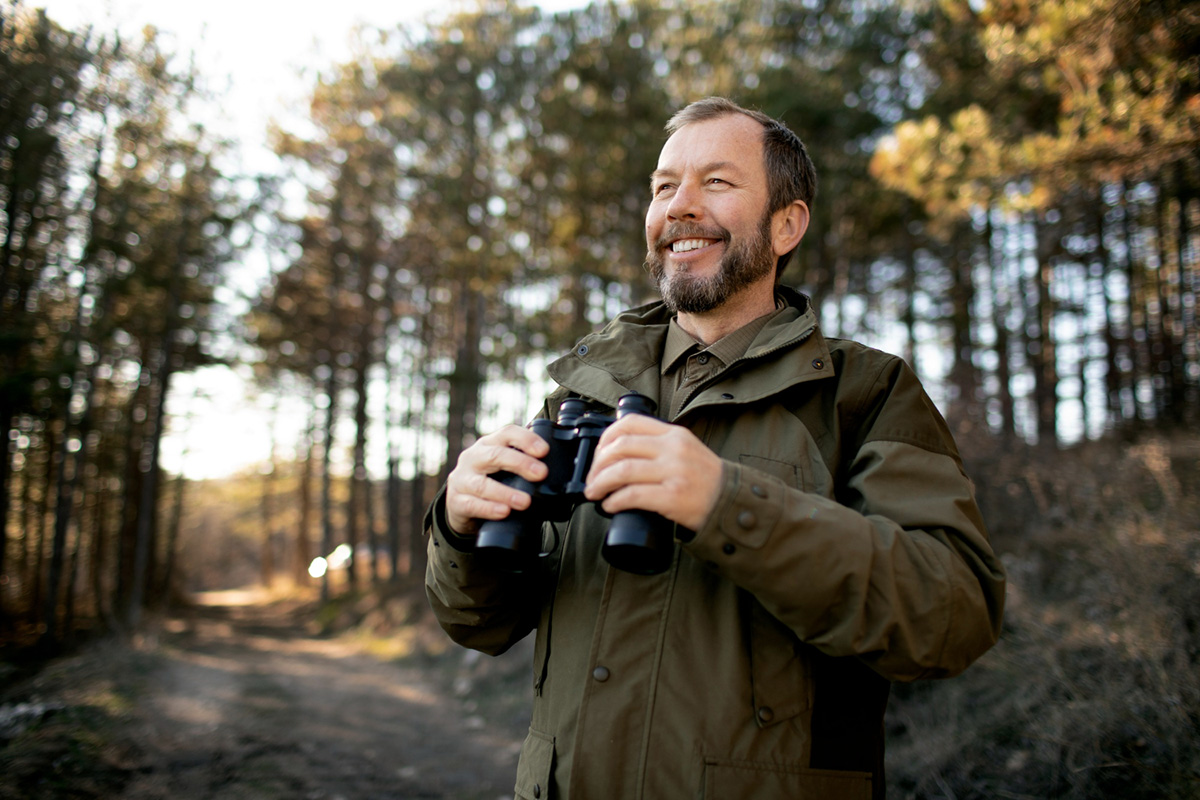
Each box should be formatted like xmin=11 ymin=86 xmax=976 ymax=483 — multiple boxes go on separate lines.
xmin=683 ymin=461 xmax=789 ymax=554
xmin=425 ymin=487 xmax=479 ymax=553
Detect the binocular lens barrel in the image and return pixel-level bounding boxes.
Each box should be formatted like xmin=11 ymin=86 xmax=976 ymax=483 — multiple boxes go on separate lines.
xmin=475 ymin=512 xmax=540 ymax=572
xmin=602 ymin=510 xmax=674 ymax=575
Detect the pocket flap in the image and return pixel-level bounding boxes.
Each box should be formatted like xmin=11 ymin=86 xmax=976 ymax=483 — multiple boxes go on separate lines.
xmin=514 ymin=727 xmax=556 ymax=799
xmin=749 ymin=599 xmax=813 ymax=726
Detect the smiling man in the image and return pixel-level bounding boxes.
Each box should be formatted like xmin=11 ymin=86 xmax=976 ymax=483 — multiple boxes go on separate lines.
xmin=425 ymin=97 xmax=1006 ymax=800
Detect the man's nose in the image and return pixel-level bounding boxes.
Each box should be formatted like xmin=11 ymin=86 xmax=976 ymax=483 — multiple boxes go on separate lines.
xmin=666 ymin=179 xmax=702 ymax=221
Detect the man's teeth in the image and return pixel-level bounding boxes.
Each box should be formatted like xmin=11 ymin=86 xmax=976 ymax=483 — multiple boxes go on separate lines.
xmin=671 ymin=239 xmax=711 ymax=253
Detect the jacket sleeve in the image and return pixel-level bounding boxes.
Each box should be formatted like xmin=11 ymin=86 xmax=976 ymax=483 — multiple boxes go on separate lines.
xmin=423 ymin=488 xmax=545 ymax=656
xmin=682 ymin=355 xmax=1006 ymax=682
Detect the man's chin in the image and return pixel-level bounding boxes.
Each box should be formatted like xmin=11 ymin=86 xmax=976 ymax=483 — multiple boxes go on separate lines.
xmin=659 ymin=275 xmax=726 ymax=315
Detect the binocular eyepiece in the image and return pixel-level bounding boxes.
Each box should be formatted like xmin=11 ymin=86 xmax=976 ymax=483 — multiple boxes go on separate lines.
xmin=474 ymin=393 xmax=674 ymax=575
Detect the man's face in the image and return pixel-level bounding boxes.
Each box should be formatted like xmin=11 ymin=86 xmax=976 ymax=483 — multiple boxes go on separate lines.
xmin=645 ymin=114 xmax=777 ymax=314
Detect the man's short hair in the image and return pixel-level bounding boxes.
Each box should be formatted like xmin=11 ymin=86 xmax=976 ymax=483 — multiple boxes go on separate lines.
xmin=665 ymin=97 xmax=818 ymax=279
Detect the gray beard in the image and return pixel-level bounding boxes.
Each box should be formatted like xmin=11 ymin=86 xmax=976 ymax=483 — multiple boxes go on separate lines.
xmin=647 ymin=214 xmax=775 ymax=314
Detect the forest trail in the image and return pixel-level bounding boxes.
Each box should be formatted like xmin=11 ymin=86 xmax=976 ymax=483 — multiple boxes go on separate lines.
xmin=119 ymin=591 xmax=524 ymax=800
xmin=3 ymin=590 xmax=528 ymax=800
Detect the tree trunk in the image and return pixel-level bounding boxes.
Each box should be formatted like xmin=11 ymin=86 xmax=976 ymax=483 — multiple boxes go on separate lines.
xmin=348 ymin=350 xmax=370 ymax=589
xmin=442 ymin=286 xmax=485 ymax=481
xmin=161 ymin=467 xmax=186 ymax=607
xmin=320 ymin=365 xmax=338 ymax=601
xmin=987 ymin=209 xmax=1016 ymax=437
xmin=127 ymin=346 xmax=174 ymax=629
xmin=296 ymin=403 xmax=316 ymax=585
xmin=261 ymin=397 xmax=278 ymax=590
xmin=1121 ymin=182 xmax=1151 ymax=423
xmin=42 ymin=401 xmax=80 ymax=648
xmin=901 ymin=212 xmax=918 ymax=371
xmin=1154 ymin=179 xmax=1185 ymax=423
xmin=1097 ymin=190 xmax=1126 ymax=424
xmin=30 ymin=423 xmax=56 ymax=627
xmin=1032 ymin=213 xmax=1059 ymax=446
xmin=947 ymin=227 xmax=980 ymax=427
xmin=0 ymin=400 xmax=14 ymax=619
xmin=128 ymin=203 xmax=188 ymax=626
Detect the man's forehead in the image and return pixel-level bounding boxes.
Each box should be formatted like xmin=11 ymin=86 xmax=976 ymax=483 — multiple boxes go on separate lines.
xmin=654 ymin=114 xmax=765 ymax=171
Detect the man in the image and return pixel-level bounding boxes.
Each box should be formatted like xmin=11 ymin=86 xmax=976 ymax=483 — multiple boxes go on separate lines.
xmin=425 ymin=97 xmax=1006 ymax=800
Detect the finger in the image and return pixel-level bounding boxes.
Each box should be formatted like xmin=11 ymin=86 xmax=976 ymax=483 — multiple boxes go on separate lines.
xmin=475 ymin=424 xmax=551 ymax=459
xmin=444 ymin=423 xmax=550 ymax=534
xmin=599 ymin=480 xmax=713 ymax=532
xmin=584 ymin=453 xmax=665 ymax=501
xmin=597 ymin=483 xmax=663 ymax=515
xmin=460 ymin=426 xmax=550 ymax=483
xmin=445 ymin=472 xmax=536 ymax=535
xmin=594 ymin=413 xmax=669 ymax=449
xmin=469 ymin=443 xmax=549 ymax=484
xmin=588 ymin=429 xmax=682 ymax=483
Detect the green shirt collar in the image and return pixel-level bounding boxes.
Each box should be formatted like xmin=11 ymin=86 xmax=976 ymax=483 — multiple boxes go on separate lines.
xmin=660 ymin=295 xmax=788 ymax=376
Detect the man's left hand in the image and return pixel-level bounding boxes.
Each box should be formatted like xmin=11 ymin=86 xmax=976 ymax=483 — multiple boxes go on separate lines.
xmin=584 ymin=414 xmax=722 ymax=532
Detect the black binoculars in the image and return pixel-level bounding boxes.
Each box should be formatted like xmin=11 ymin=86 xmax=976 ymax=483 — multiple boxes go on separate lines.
xmin=474 ymin=393 xmax=674 ymax=575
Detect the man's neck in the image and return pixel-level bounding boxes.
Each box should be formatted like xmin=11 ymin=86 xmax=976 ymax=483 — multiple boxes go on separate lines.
xmin=674 ymin=286 xmax=779 ymax=346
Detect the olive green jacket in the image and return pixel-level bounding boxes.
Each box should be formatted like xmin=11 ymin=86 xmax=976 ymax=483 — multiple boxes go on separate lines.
xmin=425 ymin=288 xmax=1006 ymax=800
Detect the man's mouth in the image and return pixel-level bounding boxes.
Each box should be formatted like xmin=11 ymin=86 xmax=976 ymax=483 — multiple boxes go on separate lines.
xmin=671 ymin=238 xmax=718 ymax=253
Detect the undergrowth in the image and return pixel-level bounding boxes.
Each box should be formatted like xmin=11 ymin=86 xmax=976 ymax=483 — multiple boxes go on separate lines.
xmin=0 ymin=641 xmax=155 ymax=799
xmin=887 ymin=429 xmax=1200 ymax=799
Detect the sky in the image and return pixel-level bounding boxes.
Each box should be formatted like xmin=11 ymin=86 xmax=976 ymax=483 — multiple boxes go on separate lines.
xmin=35 ymin=0 xmax=583 ymax=480
xmin=42 ymin=0 xmax=579 ymax=168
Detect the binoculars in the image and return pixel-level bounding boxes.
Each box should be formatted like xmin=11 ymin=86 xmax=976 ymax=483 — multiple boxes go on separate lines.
xmin=475 ymin=393 xmax=674 ymax=575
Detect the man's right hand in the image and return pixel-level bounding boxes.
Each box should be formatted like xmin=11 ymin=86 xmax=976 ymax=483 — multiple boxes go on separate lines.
xmin=444 ymin=424 xmax=550 ymax=537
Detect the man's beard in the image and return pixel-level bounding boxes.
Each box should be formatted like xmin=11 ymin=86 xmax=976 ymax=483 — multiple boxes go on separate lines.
xmin=646 ymin=213 xmax=775 ymax=314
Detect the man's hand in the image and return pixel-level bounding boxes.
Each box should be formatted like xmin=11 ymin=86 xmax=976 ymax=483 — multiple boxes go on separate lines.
xmin=584 ymin=415 xmax=722 ymax=532
xmin=445 ymin=425 xmax=550 ymax=537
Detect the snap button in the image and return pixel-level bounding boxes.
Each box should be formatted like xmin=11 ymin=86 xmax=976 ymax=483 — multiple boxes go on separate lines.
xmin=751 ymin=484 xmax=767 ymax=498
xmin=737 ymin=511 xmax=756 ymax=529
xmin=577 ymin=344 xmax=589 ymax=355
xmin=721 ymin=393 xmax=734 ymax=400
xmin=811 ymin=358 xmax=824 ymax=370
xmin=592 ymin=665 xmax=610 ymax=682
xmin=722 ymin=543 xmax=736 ymax=555
xmin=757 ymin=706 xmax=774 ymax=723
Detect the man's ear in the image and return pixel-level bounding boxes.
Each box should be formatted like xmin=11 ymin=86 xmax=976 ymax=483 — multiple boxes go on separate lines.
xmin=771 ymin=200 xmax=810 ymax=256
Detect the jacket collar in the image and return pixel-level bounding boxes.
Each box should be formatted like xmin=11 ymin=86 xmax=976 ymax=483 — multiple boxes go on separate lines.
xmin=547 ymin=285 xmax=835 ymax=418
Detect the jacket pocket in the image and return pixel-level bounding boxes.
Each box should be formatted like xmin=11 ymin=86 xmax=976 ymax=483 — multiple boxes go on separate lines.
xmin=739 ymin=454 xmax=802 ymax=489
xmin=702 ymin=758 xmax=871 ymax=800
xmin=514 ymin=727 xmax=555 ymax=800
xmin=748 ymin=598 xmax=813 ymax=726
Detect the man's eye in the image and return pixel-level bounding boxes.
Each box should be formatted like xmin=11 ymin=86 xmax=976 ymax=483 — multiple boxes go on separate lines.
xmin=653 ymin=183 xmax=674 ymax=196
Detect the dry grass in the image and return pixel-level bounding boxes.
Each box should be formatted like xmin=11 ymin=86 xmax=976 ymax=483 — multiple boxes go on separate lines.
xmin=887 ymin=430 xmax=1200 ymax=799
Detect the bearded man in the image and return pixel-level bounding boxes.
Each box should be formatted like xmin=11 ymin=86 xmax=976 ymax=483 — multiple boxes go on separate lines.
xmin=425 ymin=97 xmax=1006 ymax=800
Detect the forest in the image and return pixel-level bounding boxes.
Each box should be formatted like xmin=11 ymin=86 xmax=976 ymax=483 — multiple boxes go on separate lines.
xmin=1 ymin=0 xmax=1198 ymax=797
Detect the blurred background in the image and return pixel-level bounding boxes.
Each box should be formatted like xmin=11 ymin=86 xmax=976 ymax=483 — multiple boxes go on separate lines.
xmin=1 ymin=0 xmax=1198 ymax=797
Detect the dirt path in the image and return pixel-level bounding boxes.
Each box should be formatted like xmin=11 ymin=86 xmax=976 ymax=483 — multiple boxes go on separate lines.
xmin=3 ymin=590 xmax=531 ymax=800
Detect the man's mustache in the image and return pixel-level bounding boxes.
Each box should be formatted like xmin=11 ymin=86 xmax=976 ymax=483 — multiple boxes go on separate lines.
xmin=651 ymin=223 xmax=731 ymax=251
